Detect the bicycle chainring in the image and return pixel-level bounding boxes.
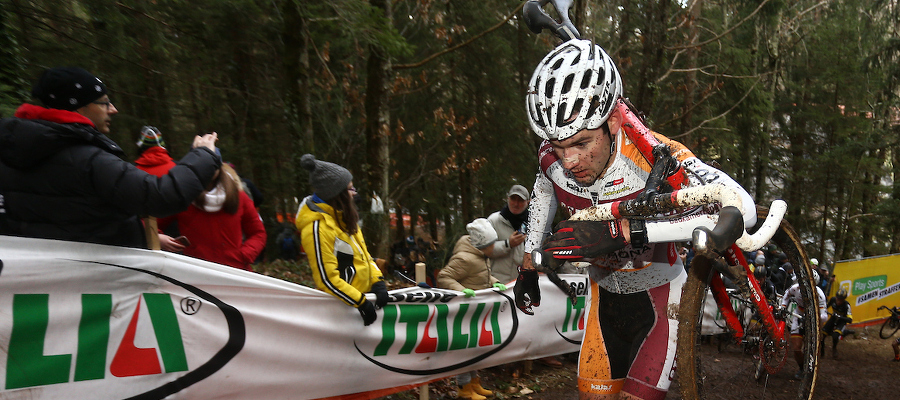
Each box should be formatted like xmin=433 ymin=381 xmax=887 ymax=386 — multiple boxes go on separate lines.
xmin=759 ymin=336 xmax=789 ymax=375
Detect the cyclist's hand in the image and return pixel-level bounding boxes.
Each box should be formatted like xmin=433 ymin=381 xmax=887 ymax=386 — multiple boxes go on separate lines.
xmin=514 ymin=267 xmax=540 ymax=315
xmin=542 ymin=220 xmax=628 ymax=260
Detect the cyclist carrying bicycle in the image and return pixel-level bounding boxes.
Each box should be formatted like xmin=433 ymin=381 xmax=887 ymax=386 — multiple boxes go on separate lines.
xmin=516 ymin=38 xmax=757 ymax=400
xmin=780 ymin=270 xmax=828 ymax=378
xmin=821 ymin=289 xmax=853 ymax=359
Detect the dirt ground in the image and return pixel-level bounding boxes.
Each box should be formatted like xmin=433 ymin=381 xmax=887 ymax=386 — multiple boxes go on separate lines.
xmin=383 ymin=324 xmax=900 ymax=400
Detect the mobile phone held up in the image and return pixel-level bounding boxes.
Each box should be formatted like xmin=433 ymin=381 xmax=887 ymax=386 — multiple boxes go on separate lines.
xmin=174 ymin=236 xmax=191 ymax=246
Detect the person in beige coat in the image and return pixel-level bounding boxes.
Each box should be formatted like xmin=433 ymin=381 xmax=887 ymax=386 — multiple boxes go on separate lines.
xmin=438 ymin=218 xmax=507 ymax=400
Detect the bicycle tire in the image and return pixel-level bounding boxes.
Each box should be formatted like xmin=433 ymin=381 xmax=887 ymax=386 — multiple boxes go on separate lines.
xmin=879 ymin=318 xmax=900 ymax=339
xmin=676 ymin=206 xmax=819 ymax=400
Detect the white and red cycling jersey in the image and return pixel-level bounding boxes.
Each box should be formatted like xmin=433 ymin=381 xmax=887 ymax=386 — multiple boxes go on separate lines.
xmin=525 ymin=129 xmax=756 ymax=294
xmin=781 ymin=282 xmax=828 ymax=334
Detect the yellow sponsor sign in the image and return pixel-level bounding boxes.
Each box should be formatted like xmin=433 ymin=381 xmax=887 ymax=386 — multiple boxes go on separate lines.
xmin=832 ymin=253 xmax=900 ymax=324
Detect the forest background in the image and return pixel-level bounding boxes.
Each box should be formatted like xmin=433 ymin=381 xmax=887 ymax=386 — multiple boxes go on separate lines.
xmin=1 ymin=0 xmax=898 ymax=267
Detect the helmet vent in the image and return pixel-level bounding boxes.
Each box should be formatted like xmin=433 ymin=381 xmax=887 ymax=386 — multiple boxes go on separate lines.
xmin=561 ymin=74 xmax=574 ymax=94
xmin=581 ymin=70 xmax=592 ymax=89
xmin=587 ymin=96 xmax=600 ymax=119
xmin=545 ymin=78 xmax=555 ymax=98
xmin=556 ymin=102 xmax=569 ymax=126
xmin=551 ymin=58 xmax=564 ymax=70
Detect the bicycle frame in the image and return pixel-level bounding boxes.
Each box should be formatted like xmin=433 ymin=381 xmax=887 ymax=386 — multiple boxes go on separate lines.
xmin=710 ymin=245 xmax=786 ymax=345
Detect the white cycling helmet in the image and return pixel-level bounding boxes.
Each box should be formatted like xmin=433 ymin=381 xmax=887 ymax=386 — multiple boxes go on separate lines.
xmin=810 ymin=258 xmax=819 ymax=266
xmin=526 ymin=39 xmax=623 ymax=141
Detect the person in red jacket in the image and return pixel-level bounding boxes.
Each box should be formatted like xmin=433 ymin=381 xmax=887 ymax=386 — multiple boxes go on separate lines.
xmin=158 ymin=163 xmax=267 ymax=271
xmin=133 ymin=125 xmax=189 ymax=251
xmin=134 ymin=126 xmax=176 ymax=176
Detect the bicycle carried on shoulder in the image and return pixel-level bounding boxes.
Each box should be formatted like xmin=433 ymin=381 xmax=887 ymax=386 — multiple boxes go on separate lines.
xmin=523 ymin=2 xmax=820 ymax=398
xmin=534 ymin=186 xmax=819 ymax=400
xmin=878 ymin=305 xmax=900 ymax=339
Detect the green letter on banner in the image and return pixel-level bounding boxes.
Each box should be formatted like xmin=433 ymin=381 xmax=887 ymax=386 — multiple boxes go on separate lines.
xmin=375 ymin=305 xmax=398 ymax=356
xmin=435 ymin=304 xmax=450 ymax=352
xmin=468 ymin=303 xmax=485 ymax=348
xmin=6 ymin=294 xmax=72 ymax=389
xmin=143 ymin=293 xmax=188 ymax=372
xmin=74 ymin=294 xmax=112 ymax=381
xmin=398 ymin=304 xmax=429 ymax=355
xmin=491 ymin=302 xmax=502 ymax=344
xmin=450 ymin=304 xmax=470 ymax=350
xmin=563 ymin=296 xmax=586 ymax=332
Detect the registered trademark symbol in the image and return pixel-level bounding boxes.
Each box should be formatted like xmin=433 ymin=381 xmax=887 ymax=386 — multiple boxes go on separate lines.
xmin=180 ymin=297 xmax=202 ymax=315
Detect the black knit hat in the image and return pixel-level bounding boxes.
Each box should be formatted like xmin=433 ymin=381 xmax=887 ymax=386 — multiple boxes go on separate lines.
xmin=31 ymin=67 xmax=107 ymax=111
xmin=300 ymin=154 xmax=352 ymax=201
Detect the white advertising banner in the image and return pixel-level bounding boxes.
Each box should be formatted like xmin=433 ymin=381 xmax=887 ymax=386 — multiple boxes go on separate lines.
xmin=700 ymin=289 xmax=751 ymax=336
xmin=0 ymin=236 xmax=586 ymax=400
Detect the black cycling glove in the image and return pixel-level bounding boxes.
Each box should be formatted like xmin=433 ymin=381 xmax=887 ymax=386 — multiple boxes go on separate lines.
xmin=514 ymin=267 xmax=541 ymax=315
xmin=371 ymin=281 xmax=389 ymax=309
xmin=542 ymin=220 xmax=629 ymax=260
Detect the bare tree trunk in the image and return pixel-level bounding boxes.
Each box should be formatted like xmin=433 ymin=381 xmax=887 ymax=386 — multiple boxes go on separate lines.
xmin=282 ymin=1 xmax=313 ymax=156
xmin=861 ymin=148 xmax=886 ymax=257
xmin=364 ymin=0 xmax=393 ymax=259
xmin=891 ymin=141 xmax=900 ymax=253
xmin=679 ymin=0 xmax=702 ymax=143
xmin=633 ymin=0 xmax=670 ymax=112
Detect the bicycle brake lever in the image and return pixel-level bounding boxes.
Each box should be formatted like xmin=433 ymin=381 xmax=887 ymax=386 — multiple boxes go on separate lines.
xmin=533 ymin=249 xmax=577 ymax=305
xmin=692 ymin=206 xmax=745 ymax=258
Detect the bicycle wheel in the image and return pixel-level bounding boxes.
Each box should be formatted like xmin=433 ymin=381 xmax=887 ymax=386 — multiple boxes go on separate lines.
xmin=880 ymin=318 xmax=900 ymax=339
xmin=676 ymin=206 xmax=819 ymax=400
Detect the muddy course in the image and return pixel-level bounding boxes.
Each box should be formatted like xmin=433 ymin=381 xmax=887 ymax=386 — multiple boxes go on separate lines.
xmin=381 ymin=327 xmax=899 ymax=400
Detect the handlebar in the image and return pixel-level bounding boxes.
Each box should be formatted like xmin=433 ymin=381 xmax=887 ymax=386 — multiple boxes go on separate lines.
xmin=879 ymin=305 xmax=900 ymax=314
xmin=568 ymin=184 xmax=787 ymax=253
xmin=523 ymin=0 xmax=580 ymax=41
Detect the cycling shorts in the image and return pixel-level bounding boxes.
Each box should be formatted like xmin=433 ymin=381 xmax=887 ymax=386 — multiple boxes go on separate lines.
xmin=577 ymin=269 xmax=686 ymax=400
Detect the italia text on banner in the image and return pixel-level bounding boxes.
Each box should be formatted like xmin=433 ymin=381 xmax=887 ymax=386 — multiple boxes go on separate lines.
xmin=0 ymin=235 xmax=586 ymax=400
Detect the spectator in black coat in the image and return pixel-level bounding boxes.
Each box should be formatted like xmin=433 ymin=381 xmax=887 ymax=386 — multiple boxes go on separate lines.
xmin=0 ymin=67 xmax=220 ymax=248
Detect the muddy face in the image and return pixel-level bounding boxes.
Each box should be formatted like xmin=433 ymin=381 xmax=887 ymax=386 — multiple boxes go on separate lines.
xmin=549 ymin=126 xmax=614 ymax=185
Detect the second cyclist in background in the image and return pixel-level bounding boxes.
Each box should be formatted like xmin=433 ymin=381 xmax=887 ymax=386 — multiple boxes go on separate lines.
xmin=821 ymin=289 xmax=853 ymax=359
xmin=780 ymin=270 xmax=828 ymax=379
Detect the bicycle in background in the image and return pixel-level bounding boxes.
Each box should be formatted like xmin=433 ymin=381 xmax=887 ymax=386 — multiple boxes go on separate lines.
xmin=878 ymin=305 xmax=900 ymax=339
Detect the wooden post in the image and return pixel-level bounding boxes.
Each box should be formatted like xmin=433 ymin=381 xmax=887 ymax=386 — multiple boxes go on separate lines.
xmin=144 ymin=217 xmax=161 ymax=250
xmin=415 ymin=262 xmax=429 ymax=400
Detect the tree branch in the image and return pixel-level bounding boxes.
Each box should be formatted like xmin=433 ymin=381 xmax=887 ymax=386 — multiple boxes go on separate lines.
xmin=666 ymin=0 xmax=773 ymax=51
xmin=393 ymin=2 xmax=525 ymax=70
xmin=668 ymin=75 xmax=765 ymax=139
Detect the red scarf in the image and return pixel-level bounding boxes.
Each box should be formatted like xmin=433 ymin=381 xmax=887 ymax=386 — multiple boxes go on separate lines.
xmin=13 ymin=103 xmax=96 ymax=127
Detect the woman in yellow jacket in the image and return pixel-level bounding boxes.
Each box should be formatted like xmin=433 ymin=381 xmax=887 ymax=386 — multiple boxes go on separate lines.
xmin=295 ymin=154 xmax=388 ymax=325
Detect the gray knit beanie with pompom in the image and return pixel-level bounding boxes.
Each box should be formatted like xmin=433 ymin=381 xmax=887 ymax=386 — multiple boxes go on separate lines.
xmin=300 ymin=154 xmax=353 ymax=201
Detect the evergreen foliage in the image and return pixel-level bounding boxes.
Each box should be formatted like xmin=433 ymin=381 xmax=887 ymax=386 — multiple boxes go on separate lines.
xmin=1 ymin=0 xmax=897 ymax=263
